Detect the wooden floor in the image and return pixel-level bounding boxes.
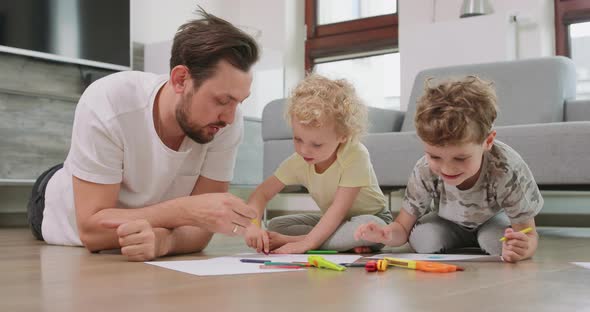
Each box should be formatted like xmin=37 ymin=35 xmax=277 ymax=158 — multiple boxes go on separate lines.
xmin=1 ymin=227 xmax=590 ymax=312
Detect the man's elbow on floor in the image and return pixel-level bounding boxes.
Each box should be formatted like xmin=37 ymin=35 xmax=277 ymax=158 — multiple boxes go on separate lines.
xmin=79 ymin=231 xmax=117 ymax=253
xmin=188 ymin=239 xmax=212 ymax=254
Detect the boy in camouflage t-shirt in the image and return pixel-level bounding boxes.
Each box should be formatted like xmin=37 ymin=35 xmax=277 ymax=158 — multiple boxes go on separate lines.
xmin=354 ymin=76 xmax=542 ymax=263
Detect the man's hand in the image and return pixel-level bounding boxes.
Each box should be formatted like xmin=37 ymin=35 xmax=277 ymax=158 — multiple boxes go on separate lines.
xmin=244 ymin=224 xmax=270 ymax=254
xmin=354 ymin=222 xmax=394 ymax=244
xmin=188 ymin=193 xmax=256 ymax=236
xmin=102 ymin=219 xmax=170 ymax=262
xmin=501 ymin=228 xmax=536 ymax=263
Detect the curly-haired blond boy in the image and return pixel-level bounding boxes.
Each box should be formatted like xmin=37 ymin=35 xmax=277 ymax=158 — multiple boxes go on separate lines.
xmin=355 ymin=76 xmax=543 ymax=262
xmin=244 ymin=74 xmax=392 ymax=254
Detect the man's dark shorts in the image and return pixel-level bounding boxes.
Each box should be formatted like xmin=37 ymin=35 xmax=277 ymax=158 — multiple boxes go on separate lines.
xmin=27 ymin=163 xmax=63 ymax=241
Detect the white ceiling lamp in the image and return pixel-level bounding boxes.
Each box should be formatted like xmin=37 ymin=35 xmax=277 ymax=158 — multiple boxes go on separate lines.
xmin=460 ymin=0 xmax=494 ymax=18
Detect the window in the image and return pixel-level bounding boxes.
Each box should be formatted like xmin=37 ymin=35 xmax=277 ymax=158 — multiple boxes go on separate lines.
xmin=555 ymin=0 xmax=590 ymax=99
xmin=317 ymin=0 xmax=397 ymax=25
xmin=569 ymin=22 xmax=590 ymax=99
xmin=305 ymin=0 xmax=398 ymax=109
xmin=315 ymin=52 xmax=400 ymax=110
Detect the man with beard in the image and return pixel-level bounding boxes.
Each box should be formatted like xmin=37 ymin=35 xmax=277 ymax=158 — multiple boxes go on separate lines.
xmin=26 ymin=9 xmax=259 ymax=261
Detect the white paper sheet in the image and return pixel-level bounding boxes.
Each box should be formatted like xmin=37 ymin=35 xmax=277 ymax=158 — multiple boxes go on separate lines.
xmin=370 ymin=253 xmax=503 ymax=262
xmin=572 ymin=262 xmax=590 ymax=270
xmin=146 ymin=254 xmax=362 ymax=276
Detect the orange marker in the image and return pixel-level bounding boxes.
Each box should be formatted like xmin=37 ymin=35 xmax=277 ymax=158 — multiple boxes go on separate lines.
xmin=384 ymin=257 xmax=464 ymax=273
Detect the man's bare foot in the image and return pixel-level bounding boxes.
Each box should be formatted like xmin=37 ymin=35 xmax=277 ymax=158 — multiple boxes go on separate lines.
xmin=352 ymin=246 xmax=373 ymax=254
xmin=267 ymin=231 xmax=302 ymax=250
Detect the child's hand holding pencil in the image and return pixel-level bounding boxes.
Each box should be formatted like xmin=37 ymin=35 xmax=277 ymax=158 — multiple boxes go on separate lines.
xmin=500 ymin=226 xmax=537 ymax=263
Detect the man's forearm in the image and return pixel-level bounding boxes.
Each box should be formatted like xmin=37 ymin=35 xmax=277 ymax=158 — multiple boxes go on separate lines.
xmin=165 ymin=226 xmax=214 ymax=255
xmin=79 ymin=196 xmax=201 ymax=251
xmin=94 ymin=196 xmax=199 ymax=228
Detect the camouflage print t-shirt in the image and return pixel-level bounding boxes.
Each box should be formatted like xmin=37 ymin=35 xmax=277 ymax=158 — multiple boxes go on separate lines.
xmin=402 ymin=140 xmax=543 ymax=228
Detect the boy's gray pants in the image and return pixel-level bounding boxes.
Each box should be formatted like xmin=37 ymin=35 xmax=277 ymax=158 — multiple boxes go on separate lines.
xmin=408 ymin=212 xmax=510 ymax=256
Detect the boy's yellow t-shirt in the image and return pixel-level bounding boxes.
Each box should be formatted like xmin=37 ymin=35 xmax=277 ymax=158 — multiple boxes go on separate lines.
xmin=274 ymin=140 xmax=386 ymax=218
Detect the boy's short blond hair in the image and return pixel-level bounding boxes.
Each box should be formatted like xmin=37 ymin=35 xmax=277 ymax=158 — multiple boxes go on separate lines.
xmin=286 ymin=74 xmax=367 ymax=142
xmin=415 ymin=76 xmax=497 ymax=146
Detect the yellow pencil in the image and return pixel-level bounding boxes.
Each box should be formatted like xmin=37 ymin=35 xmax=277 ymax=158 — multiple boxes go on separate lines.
xmin=499 ymin=227 xmax=533 ymax=242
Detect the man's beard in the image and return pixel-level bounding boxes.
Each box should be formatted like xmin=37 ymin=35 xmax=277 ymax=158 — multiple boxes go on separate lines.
xmin=176 ymin=96 xmax=227 ymax=144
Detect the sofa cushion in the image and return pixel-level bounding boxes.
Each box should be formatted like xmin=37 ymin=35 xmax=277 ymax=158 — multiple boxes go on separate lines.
xmin=362 ymin=121 xmax=590 ymax=187
xmin=495 ymin=121 xmax=590 ymax=185
xmin=263 ymin=139 xmax=294 ymax=179
xmin=565 ymin=99 xmax=590 ymax=122
xmin=261 ymin=99 xmax=292 ymax=141
xmin=362 ymin=131 xmax=423 ymax=187
xmin=402 ymin=56 xmax=577 ymax=132
xmin=368 ymin=107 xmax=405 ymax=132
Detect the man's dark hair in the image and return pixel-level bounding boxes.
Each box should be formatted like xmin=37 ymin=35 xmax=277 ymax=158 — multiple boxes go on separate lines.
xmin=170 ymin=7 xmax=259 ymax=87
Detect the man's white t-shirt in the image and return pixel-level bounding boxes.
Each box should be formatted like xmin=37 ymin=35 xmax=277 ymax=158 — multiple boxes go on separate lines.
xmin=42 ymin=71 xmax=243 ymax=246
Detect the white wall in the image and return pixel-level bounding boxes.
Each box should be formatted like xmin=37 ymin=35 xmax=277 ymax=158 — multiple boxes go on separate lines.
xmin=131 ymin=0 xmax=231 ymax=44
xmin=232 ymin=0 xmax=286 ymax=118
xmin=399 ymin=0 xmax=555 ymax=110
xmin=283 ymin=0 xmax=306 ymax=99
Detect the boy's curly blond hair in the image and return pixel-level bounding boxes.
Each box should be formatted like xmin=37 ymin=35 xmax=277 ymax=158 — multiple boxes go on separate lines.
xmin=286 ymin=74 xmax=367 ymax=142
xmin=415 ymin=75 xmax=497 ymax=146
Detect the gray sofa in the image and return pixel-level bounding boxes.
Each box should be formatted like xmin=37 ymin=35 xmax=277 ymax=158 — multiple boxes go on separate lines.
xmin=261 ymin=57 xmax=590 ymax=190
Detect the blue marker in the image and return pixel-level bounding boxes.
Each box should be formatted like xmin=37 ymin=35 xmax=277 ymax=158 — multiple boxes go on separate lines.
xmin=240 ymin=259 xmax=270 ymax=263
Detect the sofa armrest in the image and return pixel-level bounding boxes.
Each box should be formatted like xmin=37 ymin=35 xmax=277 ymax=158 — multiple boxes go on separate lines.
xmin=367 ymin=107 xmax=405 ymax=133
xmin=565 ymin=99 xmax=590 ymax=121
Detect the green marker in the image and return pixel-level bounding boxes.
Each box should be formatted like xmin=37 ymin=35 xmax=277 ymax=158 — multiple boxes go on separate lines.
xmin=308 ymin=255 xmax=346 ymax=271
xmin=305 ymin=250 xmax=338 ymax=254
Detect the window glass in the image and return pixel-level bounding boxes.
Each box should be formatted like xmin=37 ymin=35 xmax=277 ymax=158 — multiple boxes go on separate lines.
xmin=317 ymin=0 xmax=396 ymax=25
xmin=569 ymin=21 xmax=590 ymax=99
xmin=315 ymin=52 xmax=400 ymax=110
